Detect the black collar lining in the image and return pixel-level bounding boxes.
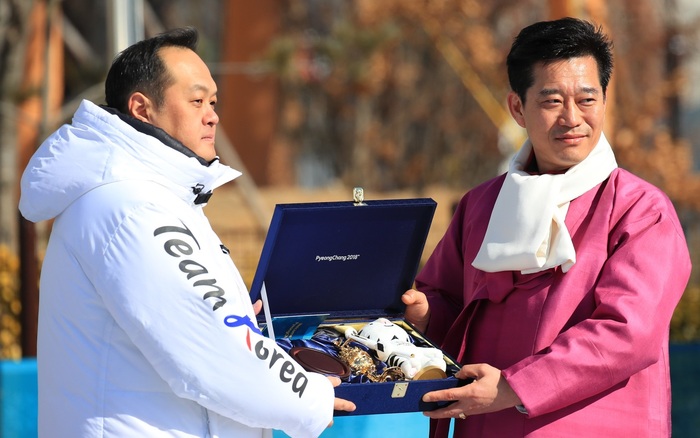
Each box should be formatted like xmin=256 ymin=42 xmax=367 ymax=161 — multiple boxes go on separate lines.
xmin=100 ymin=105 xmax=211 ymax=167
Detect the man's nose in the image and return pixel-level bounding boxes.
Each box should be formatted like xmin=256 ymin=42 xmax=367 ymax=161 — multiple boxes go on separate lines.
xmin=206 ymin=107 xmax=219 ymax=126
xmin=559 ymin=103 xmax=582 ymax=127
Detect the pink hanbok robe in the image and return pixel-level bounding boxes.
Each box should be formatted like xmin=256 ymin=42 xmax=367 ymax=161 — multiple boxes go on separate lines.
xmin=416 ymin=168 xmax=691 ymax=437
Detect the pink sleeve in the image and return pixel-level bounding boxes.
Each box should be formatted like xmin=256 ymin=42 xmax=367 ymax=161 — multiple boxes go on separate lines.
xmin=503 ymin=190 xmax=691 ymax=416
xmin=416 ymin=178 xmax=503 ymax=346
xmin=415 ymin=208 xmax=465 ymax=344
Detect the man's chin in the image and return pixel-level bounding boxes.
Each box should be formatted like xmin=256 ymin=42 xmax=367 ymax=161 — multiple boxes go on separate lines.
xmin=192 ymin=143 xmax=217 ymax=161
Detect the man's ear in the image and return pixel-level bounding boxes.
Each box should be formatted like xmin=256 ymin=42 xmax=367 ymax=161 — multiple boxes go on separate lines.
xmin=507 ymin=91 xmax=526 ymax=128
xmin=127 ymin=92 xmax=152 ymax=123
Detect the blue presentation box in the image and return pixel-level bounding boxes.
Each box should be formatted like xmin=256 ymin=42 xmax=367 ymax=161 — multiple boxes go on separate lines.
xmin=250 ymin=197 xmax=465 ymax=416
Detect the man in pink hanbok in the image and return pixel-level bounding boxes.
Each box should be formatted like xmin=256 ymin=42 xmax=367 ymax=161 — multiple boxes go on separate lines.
xmin=403 ymin=17 xmax=692 ymax=437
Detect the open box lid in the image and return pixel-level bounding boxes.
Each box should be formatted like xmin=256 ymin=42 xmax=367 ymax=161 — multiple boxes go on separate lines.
xmin=250 ymin=197 xmax=437 ymax=322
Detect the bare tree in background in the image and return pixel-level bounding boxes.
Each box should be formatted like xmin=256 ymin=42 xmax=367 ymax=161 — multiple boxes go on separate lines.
xmin=0 ymin=0 xmax=34 ymax=249
xmin=607 ymin=0 xmax=700 ymax=211
xmin=262 ymin=0 xmax=700 ymax=203
xmin=265 ymin=0 xmax=548 ymax=191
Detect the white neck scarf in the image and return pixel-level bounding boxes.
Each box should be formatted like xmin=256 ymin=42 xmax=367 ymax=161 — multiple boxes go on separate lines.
xmin=472 ymin=134 xmax=617 ymax=274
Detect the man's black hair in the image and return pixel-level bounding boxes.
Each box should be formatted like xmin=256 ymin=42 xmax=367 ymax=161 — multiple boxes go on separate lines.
xmin=506 ymin=17 xmax=613 ymax=102
xmin=105 ymin=27 xmax=199 ymax=114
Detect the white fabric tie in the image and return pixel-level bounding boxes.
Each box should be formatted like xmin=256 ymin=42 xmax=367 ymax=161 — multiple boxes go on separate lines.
xmin=472 ymin=134 xmax=617 ymax=274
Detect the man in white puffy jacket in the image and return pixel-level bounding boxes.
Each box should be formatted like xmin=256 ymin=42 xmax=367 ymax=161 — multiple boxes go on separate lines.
xmin=19 ymin=27 xmax=355 ymax=438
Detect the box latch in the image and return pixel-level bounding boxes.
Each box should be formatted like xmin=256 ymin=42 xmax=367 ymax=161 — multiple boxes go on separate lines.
xmin=353 ymin=187 xmax=366 ymax=206
xmin=391 ymin=382 xmax=409 ymax=399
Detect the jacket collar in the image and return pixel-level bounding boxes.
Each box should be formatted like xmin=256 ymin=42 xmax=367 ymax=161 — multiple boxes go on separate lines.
xmin=100 ymin=105 xmax=213 ymax=168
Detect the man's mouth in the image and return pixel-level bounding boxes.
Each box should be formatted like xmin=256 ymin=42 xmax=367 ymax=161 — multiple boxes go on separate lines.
xmin=556 ymin=133 xmax=587 ymax=144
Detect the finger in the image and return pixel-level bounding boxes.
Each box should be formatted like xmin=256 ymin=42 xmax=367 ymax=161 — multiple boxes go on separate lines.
xmin=455 ymin=363 xmax=484 ymax=380
xmin=402 ymin=289 xmax=428 ymax=308
xmin=401 ymin=289 xmax=417 ymax=305
xmin=334 ymin=398 xmax=356 ymax=412
xmin=252 ymin=299 xmax=263 ymax=315
xmin=422 ymin=404 xmax=466 ymax=420
xmin=422 ymin=388 xmax=459 ymax=403
xmin=455 ymin=368 xmax=477 ymax=380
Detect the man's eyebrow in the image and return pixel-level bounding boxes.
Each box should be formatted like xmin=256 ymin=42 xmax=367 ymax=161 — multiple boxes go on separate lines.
xmin=190 ymin=84 xmax=217 ymax=95
xmin=539 ymin=88 xmax=560 ymax=97
xmin=538 ymin=86 xmax=600 ymax=96
xmin=580 ymin=86 xmax=600 ymax=94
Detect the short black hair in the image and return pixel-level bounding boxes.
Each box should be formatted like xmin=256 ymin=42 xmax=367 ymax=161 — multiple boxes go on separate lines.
xmin=105 ymin=27 xmax=199 ymax=113
xmin=506 ymin=17 xmax=613 ymax=102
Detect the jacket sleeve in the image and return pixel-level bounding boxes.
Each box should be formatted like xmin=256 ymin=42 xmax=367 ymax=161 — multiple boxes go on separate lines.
xmin=502 ymin=185 xmax=691 ymax=417
xmin=78 ymin=194 xmax=334 ymax=438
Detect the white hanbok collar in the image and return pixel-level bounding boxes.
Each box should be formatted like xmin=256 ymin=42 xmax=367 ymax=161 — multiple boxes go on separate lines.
xmin=472 ymin=134 xmax=618 ymax=274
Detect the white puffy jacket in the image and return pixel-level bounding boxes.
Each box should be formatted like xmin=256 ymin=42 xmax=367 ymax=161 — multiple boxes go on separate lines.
xmin=19 ymin=100 xmax=334 ymax=438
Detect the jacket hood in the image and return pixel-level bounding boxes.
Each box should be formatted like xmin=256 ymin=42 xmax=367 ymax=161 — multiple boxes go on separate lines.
xmin=19 ymin=100 xmax=241 ymax=222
